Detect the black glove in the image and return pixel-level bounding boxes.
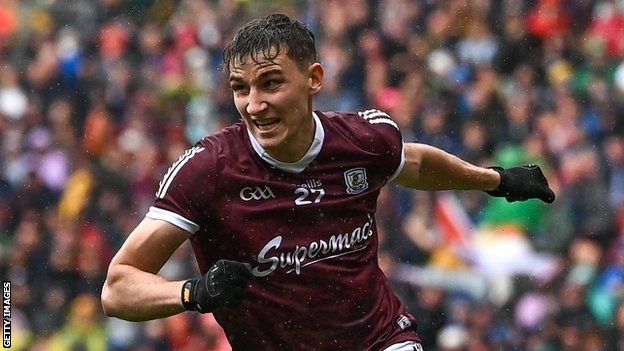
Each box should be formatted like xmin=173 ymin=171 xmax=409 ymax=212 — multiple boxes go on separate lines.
xmin=485 ymin=165 xmax=555 ymax=203
xmin=181 ymin=259 xmax=253 ymax=313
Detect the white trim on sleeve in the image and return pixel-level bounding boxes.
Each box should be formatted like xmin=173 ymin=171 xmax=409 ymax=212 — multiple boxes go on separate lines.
xmin=381 ymin=340 xmax=423 ymax=351
xmin=388 ymin=143 xmax=406 ymax=182
xmin=146 ymin=206 xmax=200 ymax=234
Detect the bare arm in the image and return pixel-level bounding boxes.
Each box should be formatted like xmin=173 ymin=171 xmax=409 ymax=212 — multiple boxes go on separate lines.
xmin=101 ymin=217 xmax=192 ymax=321
xmin=393 ymin=143 xmax=500 ymax=191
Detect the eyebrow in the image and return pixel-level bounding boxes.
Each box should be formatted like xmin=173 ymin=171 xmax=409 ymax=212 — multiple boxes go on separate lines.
xmin=229 ymin=68 xmax=284 ymax=83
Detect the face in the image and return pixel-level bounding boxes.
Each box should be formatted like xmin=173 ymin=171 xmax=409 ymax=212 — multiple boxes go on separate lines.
xmin=229 ymin=50 xmax=323 ymax=162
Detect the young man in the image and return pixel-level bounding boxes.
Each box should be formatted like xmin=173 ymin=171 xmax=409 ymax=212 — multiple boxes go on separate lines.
xmin=101 ymin=14 xmax=555 ymax=351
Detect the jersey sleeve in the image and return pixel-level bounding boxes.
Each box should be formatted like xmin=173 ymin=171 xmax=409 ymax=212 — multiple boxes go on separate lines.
xmin=356 ymin=109 xmax=405 ymax=181
xmin=145 ymin=144 xmax=215 ymax=234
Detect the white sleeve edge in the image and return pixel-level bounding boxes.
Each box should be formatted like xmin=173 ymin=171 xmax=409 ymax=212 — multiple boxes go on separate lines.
xmin=388 ymin=143 xmax=406 ymax=182
xmin=146 ymin=206 xmax=200 ymax=234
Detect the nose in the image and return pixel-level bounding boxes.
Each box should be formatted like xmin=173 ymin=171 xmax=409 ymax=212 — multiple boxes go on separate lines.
xmin=246 ymin=88 xmax=268 ymax=116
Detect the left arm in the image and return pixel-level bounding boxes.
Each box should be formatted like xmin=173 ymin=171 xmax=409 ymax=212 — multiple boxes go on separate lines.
xmin=394 ymin=143 xmax=500 ymax=191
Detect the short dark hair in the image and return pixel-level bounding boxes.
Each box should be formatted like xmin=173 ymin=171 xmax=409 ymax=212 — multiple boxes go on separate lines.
xmin=223 ymin=14 xmax=316 ymax=75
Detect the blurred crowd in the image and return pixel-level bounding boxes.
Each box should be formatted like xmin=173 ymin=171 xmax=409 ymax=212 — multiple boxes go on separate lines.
xmin=2 ymin=0 xmax=624 ymax=350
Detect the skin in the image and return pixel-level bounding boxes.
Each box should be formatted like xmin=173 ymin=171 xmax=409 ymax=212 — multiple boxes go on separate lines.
xmin=101 ymin=49 xmax=500 ymax=321
xmin=395 ymin=143 xmax=500 ymax=191
xmin=101 ymin=217 xmax=189 ymax=321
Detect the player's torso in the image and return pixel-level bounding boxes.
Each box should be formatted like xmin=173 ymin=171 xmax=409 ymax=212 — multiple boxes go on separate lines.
xmin=189 ymin=112 xmax=414 ymax=350
xmin=192 ymin=113 xmax=389 ymax=272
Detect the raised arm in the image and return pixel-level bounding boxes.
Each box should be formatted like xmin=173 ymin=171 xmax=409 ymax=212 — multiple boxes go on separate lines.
xmin=394 ymin=143 xmax=555 ymax=203
xmin=101 ymin=217 xmax=191 ymax=321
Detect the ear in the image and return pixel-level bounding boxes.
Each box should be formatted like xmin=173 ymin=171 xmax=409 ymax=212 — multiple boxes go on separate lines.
xmin=308 ymin=63 xmax=323 ymax=95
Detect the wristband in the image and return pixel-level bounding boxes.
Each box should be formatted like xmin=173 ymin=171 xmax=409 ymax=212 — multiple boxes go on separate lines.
xmin=485 ymin=167 xmax=508 ymax=197
xmin=181 ymin=279 xmax=197 ymax=311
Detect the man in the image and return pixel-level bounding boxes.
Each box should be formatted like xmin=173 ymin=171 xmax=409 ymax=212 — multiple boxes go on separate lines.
xmin=101 ymin=14 xmax=555 ymax=351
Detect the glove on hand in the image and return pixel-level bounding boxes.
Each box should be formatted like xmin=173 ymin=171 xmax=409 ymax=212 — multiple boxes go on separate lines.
xmin=485 ymin=165 xmax=555 ymax=203
xmin=182 ymin=259 xmax=253 ymax=313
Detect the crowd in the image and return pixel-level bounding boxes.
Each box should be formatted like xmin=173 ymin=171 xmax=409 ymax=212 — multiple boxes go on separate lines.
xmin=2 ymin=0 xmax=624 ymax=350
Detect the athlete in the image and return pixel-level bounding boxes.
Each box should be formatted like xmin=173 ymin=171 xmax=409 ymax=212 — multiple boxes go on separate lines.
xmin=101 ymin=14 xmax=555 ymax=351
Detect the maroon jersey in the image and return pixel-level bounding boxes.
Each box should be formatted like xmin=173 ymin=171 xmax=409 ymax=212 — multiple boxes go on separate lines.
xmin=147 ymin=110 xmax=420 ymax=350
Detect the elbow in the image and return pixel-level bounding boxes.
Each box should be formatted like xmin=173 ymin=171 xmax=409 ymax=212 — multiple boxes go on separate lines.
xmin=101 ymin=266 xmax=125 ymax=318
xmin=101 ymin=285 xmax=144 ymax=321
xmin=101 ymin=277 xmax=118 ymax=318
xmin=101 ymin=265 xmax=150 ymax=322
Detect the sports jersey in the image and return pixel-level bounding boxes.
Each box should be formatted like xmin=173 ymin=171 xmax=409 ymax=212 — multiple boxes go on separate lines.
xmin=147 ymin=110 xmax=421 ymax=350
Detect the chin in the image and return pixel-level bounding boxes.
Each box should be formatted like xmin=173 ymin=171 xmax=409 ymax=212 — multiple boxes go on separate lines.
xmin=253 ymin=127 xmax=288 ymax=147
xmin=256 ymin=135 xmax=285 ymax=151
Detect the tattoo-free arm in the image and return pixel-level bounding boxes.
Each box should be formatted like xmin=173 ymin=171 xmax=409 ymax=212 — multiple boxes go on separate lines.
xmin=393 ymin=143 xmax=500 ymax=191
xmin=101 ymin=217 xmax=192 ymax=321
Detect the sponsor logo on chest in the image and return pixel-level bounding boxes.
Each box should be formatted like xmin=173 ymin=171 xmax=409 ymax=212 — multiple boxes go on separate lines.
xmin=251 ymin=214 xmax=375 ymax=277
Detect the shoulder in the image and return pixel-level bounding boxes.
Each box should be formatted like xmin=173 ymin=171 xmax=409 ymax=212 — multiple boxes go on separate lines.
xmin=320 ymin=109 xmax=405 ymax=182
xmin=322 ymin=109 xmax=399 ymax=134
xmin=190 ymin=122 xmax=250 ymax=167
xmin=320 ymin=109 xmax=401 ymax=151
xmin=156 ymin=122 xmax=247 ymax=198
xmin=196 ymin=122 xmax=247 ymax=155
xmin=355 ymin=109 xmax=400 ymax=131
xmin=169 ymin=127 xmax=235 ymax=173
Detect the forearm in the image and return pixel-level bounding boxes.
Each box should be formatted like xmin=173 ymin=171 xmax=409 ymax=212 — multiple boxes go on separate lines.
xmin=102 ymin=263 xmax=185 ymax=321
xmin=394 ymin=143 xmax=500 ymax=191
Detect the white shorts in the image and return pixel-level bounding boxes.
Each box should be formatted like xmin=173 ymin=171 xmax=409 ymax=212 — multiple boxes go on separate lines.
xmin=382 ymin=340 xmax=424 ymax=351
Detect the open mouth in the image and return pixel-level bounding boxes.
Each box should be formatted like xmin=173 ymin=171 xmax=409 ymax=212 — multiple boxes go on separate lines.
xmin=253 ymin=118 xmax=280 ymax=131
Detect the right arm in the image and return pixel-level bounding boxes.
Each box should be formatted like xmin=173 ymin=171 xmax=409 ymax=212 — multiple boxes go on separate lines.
xmin=103 ymin=144 xmax=253 ymax=320
xmin=101 ymin=217 xmax=191 ymax=321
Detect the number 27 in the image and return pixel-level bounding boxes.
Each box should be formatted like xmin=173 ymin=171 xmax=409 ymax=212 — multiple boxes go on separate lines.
xmin=294 ymin=188 xmax=325 ymax=205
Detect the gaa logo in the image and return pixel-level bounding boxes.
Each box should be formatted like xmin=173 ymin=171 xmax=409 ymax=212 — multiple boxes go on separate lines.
xmin=239 ymin=186 xmax=276 ymax=201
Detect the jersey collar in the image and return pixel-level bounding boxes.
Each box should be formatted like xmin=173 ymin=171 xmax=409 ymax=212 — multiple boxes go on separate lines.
xmin=246 ymin=112 xmax=324 ymax=173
